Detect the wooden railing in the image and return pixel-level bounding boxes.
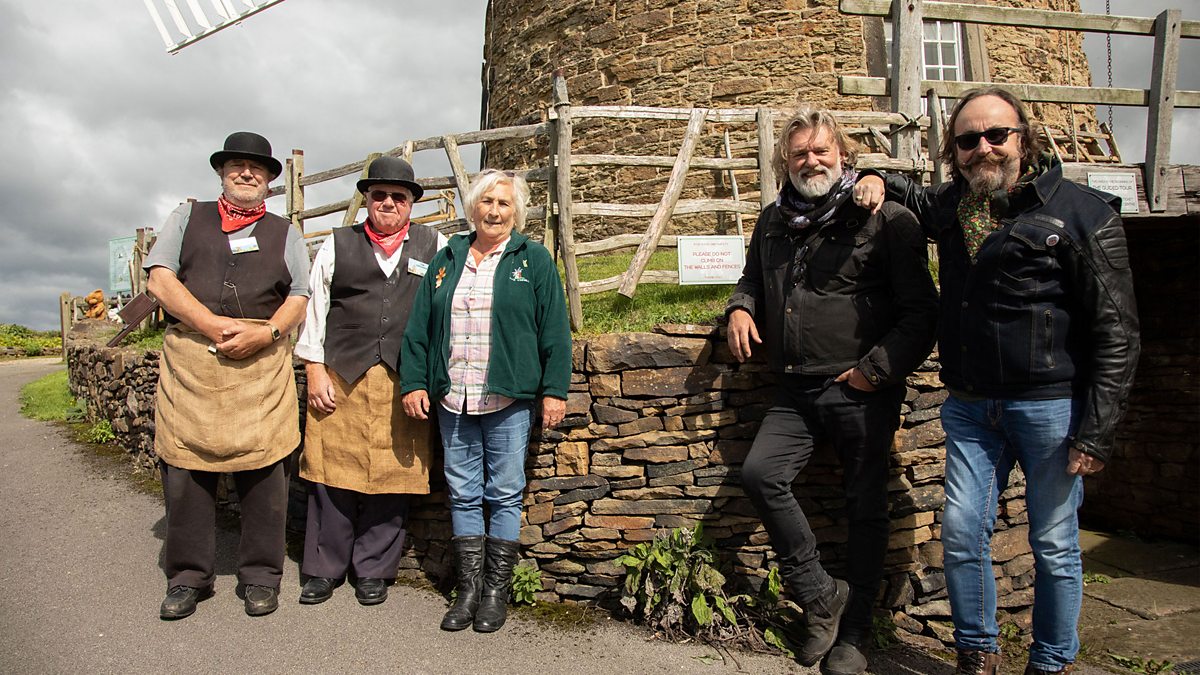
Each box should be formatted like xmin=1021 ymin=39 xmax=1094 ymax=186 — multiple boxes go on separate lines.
xmin=839 ymin=0 xmax=1199 ymax=212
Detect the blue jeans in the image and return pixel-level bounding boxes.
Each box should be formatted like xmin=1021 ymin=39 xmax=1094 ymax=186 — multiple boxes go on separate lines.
xmin=437 ymin=401 xmax=533 ymax=541
xmin=941 ymin=395 xmax=1084 ymax=669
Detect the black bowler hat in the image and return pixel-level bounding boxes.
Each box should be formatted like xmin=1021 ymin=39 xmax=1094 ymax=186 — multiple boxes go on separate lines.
xmin=209 ymin=131 xmax=283 ymax=179
xmin=356 ymin=156 xmax=424 ymax=202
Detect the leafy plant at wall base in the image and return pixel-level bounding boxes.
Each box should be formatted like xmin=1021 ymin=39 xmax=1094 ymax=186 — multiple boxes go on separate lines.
xmin=871 ymin=613 xmax=898 ymax=650
xmin=83 ymin=419 xmax=115 ymax=444
xmin=510 ymin=562 xmax=543 ymax=606
xmin=616 ymin=525 xmax=800 ymax=655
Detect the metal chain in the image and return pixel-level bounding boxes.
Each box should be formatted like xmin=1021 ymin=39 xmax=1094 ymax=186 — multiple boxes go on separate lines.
xmin=1106 ymin=0 xmax=1114 ymax=130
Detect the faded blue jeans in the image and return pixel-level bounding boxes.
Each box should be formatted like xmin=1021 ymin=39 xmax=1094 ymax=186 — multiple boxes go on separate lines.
xmin=437 ymin=400 xmax=534 ymax=541
xmin=940 ymin=395 xmax=1084 ymax=670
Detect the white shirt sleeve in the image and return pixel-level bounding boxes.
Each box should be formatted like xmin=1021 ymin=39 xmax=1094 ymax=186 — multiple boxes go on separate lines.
xmin=294 ymin=237 xmax=336 ymax=364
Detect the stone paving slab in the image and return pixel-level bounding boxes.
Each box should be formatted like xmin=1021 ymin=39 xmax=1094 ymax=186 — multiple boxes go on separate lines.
xmin=1080 ymin=531 xmax=1199 ymax=576
xmin=1083 ymin=575 xmax=1200 ymax=619
xmin=1079 ymin=599 xmax=1200 ymax=665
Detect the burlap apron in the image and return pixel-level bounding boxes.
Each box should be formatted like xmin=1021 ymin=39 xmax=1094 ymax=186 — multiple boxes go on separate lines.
xmin=154 ymin=322 xmax=300 ymax=472
xmin=300 ymin=363 xmax=434 ymax=495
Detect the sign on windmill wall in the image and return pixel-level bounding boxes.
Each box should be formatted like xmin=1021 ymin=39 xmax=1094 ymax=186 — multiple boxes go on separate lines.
xmin=142 ymin=0 xmax=287 ymax=54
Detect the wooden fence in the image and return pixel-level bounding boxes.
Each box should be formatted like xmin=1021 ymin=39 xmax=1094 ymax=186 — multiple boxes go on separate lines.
xmin=840 ymin=0 xmax=1200 ymax=212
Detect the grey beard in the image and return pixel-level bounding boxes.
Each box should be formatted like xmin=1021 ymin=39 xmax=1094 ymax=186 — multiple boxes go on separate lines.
xmin=789 ymin=169 xmax=837 ymax=200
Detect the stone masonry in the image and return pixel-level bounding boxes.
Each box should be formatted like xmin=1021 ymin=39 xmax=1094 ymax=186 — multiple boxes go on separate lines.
xmin=483 ymin=0 xmax=1096 ymax=240
xmin=67 ymin=321 xmax=1038 ymax=649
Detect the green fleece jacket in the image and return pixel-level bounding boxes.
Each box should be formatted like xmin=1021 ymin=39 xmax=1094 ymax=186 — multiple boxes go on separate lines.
xmin=400 ymin=230 xmax=572 ymax=402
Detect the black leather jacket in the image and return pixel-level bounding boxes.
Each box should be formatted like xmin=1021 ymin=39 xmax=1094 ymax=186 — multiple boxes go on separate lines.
xmin=868 ymin=160 xmax=1140 ymax=462
xmin=726 ymin=201 xmax=938 ymax=389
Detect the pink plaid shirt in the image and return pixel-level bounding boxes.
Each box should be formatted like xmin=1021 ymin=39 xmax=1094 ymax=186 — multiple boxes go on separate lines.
xmin=440 ymin=238 xmax=515 ymax=415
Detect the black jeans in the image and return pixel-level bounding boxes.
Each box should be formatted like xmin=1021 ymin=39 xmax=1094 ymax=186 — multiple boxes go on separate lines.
xmin=741 ymin=375 xmax=903 ymax=642
xmin=160 ymin=458 xmax=289 ymax=590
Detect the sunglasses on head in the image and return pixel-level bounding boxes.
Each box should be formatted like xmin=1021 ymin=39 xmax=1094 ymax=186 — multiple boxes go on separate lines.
xmin=481 ymin=168 xmax=517 ymax=178
xmin=954 ymin=126 xmax=1022 ymax=151
xmin=368 ymin=190 xmax=411 ymax=204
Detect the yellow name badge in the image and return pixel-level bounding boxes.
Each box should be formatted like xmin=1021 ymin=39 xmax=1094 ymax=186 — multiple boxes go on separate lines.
xmin=407 ymin=258 xmax=429 ymax=276
xmin=229 ymin=237 xmax=260 ymax=254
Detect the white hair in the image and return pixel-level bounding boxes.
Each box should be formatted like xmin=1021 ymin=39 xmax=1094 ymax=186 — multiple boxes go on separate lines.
xmin=464 ymin=169 xmax=530 ymax=232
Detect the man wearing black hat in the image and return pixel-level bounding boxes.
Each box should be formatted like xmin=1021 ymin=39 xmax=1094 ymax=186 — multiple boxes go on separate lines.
xmin=293 ymin=156 xmax=446 ymax=606
xmin=145 ymin=131 xmax=310 ymax=620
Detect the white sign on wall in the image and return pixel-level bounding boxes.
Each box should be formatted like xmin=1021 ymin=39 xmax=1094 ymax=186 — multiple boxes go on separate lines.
xmin=1086 ymin=172 xmax=1140 ymax=214
xmin=677 ymin=235 xmax=746 ymax=285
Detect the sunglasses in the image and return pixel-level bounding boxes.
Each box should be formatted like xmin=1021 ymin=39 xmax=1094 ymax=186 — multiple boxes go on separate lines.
xmin=954 ymin=126 xmax=1022 ymax=151
xmin=368 ymin=190 xmax=411 ymax=204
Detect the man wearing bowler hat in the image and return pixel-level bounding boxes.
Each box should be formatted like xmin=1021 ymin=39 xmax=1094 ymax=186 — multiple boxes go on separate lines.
xmin=145 ymin=131 xmax=310 ymax=619
xmin=293 ymin=156 xmax=446 ymax=606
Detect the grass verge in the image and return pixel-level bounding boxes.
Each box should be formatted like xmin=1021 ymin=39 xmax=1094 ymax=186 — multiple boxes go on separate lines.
xmin=19 ymin=369 xmax=163 ymax=497
xmin=571 ymin=249 xmax=731 ymax=335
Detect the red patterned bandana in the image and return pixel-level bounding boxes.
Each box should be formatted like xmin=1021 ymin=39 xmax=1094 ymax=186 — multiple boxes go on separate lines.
xmin=365 ymin=219 xmax=409 ymax=257
xmin=217 ymin=195 xmax=267 ymax=233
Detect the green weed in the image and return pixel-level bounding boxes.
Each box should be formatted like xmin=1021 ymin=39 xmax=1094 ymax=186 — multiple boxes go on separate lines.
xmin=511 ymin=562 xmax=544 ymax=606
xmin=18 ymin=370 xmax=79 ymax=421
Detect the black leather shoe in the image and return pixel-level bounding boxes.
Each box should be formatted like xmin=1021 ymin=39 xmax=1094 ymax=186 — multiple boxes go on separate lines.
xmin=243 ymin=584 xmax=279 ymax=616
xmin=299 ymin=577 xmax=337 ymax=605
xmin=355 ymin=578 xmax=388 ymax=606
xmin=160 ymin=585 xmax=212 ymax=620
xmin=821 ymin=640 xmax=868 ymax=675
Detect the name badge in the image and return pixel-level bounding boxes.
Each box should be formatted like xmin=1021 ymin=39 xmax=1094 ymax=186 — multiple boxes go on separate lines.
xmin=229 ymin=237 xmax=259 ymax=254
xmin=408 ymin=258 xmax=429 ymax=276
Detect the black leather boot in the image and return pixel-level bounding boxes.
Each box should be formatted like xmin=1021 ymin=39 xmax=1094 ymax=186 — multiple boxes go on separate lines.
xmin=473 ymin=537 xmax=520 ymax=633
xmin=440 ymin=535 xmax=485 ymax=631
xmin=797 ymin=579 xmax=849 ymax=666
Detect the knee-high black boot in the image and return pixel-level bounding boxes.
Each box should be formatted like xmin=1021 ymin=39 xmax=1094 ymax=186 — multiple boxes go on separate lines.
xmin=440 ymin=535 xmax=486 ymax=631
xmin=473 ymin=537 xmax=520 ymax=633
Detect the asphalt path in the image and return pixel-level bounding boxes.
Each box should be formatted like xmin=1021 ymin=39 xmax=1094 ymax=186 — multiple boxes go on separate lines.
xmin=0 ymin=358 xmax=954 ymax=675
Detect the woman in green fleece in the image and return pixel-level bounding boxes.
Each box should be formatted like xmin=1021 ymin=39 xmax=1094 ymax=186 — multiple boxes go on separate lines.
xmin=401 ymin=169 xmax=571 ymax=634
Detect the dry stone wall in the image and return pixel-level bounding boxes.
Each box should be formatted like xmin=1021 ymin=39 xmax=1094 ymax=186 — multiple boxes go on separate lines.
xmin=67 ymin=320 xmax=1041 ymax=647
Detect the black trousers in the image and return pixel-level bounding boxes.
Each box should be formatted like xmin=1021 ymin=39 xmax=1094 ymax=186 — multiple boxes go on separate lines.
xmin=301 ymin=483 xmax=411 ymax=580
xmin=160 ymin=458 xmax=288 ymax=590
xmin=741 ymin=375 xmax=903 ymax=643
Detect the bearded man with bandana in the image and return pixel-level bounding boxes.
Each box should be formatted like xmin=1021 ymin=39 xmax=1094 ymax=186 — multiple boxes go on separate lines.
xmin=145 ymin=132 xmax=311 ymax=620
xmin=293 ymin=156 xmax=446 ymax=608
xmin=726 ymin=108 xmax=938 ymax=675
xmin=853 ymin=87 xmax=1140 ymax=675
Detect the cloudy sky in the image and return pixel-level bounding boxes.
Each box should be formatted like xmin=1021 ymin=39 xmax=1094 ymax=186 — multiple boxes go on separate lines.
xmin=0 ymin=0 xmax=1195 ymax=330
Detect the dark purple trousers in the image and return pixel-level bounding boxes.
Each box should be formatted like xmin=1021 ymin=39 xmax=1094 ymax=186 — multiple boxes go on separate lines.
xmin=301 ymin=483 xmax=410 ymax=580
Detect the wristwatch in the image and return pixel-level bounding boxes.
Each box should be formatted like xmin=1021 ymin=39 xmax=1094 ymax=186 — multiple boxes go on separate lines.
xmin=267 ymin=323 xmax=281 ymax=342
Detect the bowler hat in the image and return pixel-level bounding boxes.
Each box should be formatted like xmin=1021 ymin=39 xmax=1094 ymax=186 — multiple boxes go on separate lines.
xmin=209 ymin=131 xmax=283 ymax=179
xmin=356 ymin=156 xmax=424 ymax=202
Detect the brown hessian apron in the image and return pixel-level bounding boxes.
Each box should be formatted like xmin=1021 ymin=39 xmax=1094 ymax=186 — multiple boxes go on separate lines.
xmin=154 ymin=322 xmax=300 ymax=472
xmin=300 ymin=363 xmax=434 ymax=495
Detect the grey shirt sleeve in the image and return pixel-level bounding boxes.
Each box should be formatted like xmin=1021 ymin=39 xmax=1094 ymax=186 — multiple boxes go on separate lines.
xmin=284 ymin=225 xmax=312 ymax=297
xmin=144 ymin=202 xmax=309 ymax=296
xmin=143 ymin=204 xmax=190 ymax=273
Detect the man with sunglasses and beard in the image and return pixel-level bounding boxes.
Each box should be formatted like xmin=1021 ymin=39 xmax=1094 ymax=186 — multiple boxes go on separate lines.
xmin=145 ymin=132 xmax=311 ymax=619
xmin=853 ymin=87 xmax=1140 ymax=675
xmin=726 ymin=108 xmax=938 ymax=675
xmin=293 ymin=156 xmax=447 ymax=607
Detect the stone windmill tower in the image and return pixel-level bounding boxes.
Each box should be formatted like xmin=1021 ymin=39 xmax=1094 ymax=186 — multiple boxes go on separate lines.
xmin=480 ymin=0 xmax=1096 ymax=239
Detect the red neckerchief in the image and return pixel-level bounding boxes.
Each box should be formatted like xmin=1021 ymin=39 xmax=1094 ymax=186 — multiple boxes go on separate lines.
xmin=365 ymin=218 xmax=409 ymax=257
xmin=217 ymin=195 xmax=267 ymax=233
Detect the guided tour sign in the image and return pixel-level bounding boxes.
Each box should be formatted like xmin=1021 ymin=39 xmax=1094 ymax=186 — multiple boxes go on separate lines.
xmin=677 ymin=235 xmax=745 ymax=285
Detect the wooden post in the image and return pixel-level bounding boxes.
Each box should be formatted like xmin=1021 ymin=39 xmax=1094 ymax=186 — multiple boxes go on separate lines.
xmin=552 ymin=72 xmax=583 ymax=330
xmin=1146 ymin=9 xmax=1180 ymax=213
xmin=546 ymin=120 xmax=559 ymax=260
xmin=288 ymin=149 xmax=305 ymax=233
xmin=756 ymin=107 xmax=777 ymax=209
xmin=724 ymin=130 xmax=745 ymax=238
xmin=443 ymin=135 xmax=474 ymax=231
xmin=59 ymin=292 xmax=71 ymax=361
xmin=618 ymin=107 xmax=708 ymax=299
xmin=927 ymin=89 xmax=946 ymax=185
xmin=401 ymin=140 xmax=414 ymax=163
xmin=890 ymin=0 xmax=923 ymax=163
xmin=342 ymin=152 xmax=382 ymax=229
